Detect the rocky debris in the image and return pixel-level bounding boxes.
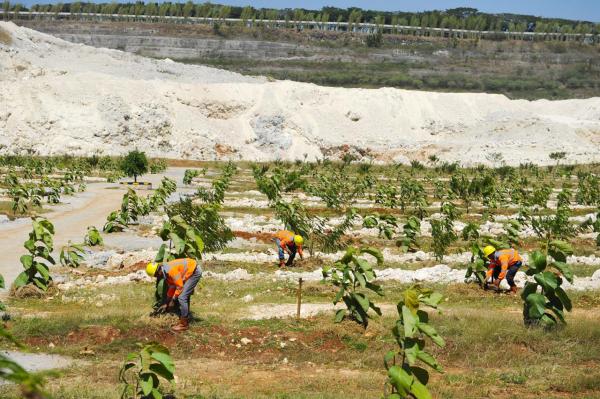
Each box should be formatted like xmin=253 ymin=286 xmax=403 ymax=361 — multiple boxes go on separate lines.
xmin=56 ymin=270 xmax=151 ymax=291
xmin=204 ymin=268 xmax=253 ymax=281
xmin=105 ymin=249 xmax=156 ymax=269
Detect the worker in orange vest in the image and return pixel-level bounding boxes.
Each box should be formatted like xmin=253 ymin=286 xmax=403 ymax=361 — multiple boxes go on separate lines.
xmin=483 ymin=246 xmax=523 ymax=294
xmin=146 ymin=258 xmax=202 ymax=332
xmin=273 ymin=230 xmax=304 ymax=267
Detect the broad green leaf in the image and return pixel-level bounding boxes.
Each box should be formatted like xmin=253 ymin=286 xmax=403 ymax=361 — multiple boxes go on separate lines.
xmin=353 ymin=293 xmax=370 ymax=313
xmin=404 ymin=340 xmax=419 ymax=366
xmin=419 ymin=292 xmax=443 ymax=308
xmin=13 ymin=272 xmax=29 ymax=288
xmin=150 ymin=352 xmax=175 ymax=376
xmin=149 ymin=363 xmax=174 ymax=382
xmin=526 ymin=293 xmax=547 ymax=319
xmin=140 ymin=373 xmax=154 ymax=396
xmin=334 ymin=309 xmax=345 ymax=323
xmin=534 ymin=271 xmax=558 ymax=292
xmin=20 ymin=255 xmax=33 ymax=269
xmin=409 ymin=374 xmax=432 ymax=399
xmin=417 ymin=323 xmax=445 ymax=347
xmin=387 ymin=365 xmax=412 ymax=397
xmin=365 ymin=281 xmax=384 ymax=296
xmin=417 ymin=350 xmax=443 ymax=372
xmin=352 ymin=270 xmax=367 ymax=288
xmin=170 ymin=233 xmax=185 ymax=255
xmin=555 ymin=287 xmax=572 ymax=312
xmin=403 ymin=289 xmax=420 ymax=314
xmin=34 ymin=263 xmax=50 ymax=281
xmin=521 ymin=282 xmax=538 ymax=301
xmin=529 ymin=251 xmax=547 ymax=273
xmin=383 ymin=350 xmax=396 ymax=370
xmin=359 ymin=247 xmax=383 ymax=265
xmin=552 ymin=261 xmax=574 ymax=283
xmin=402 ymin=306 xmax=418 ymax=338
xmin=411 ymin=366 xmax=430 ymax=385
xmin=333 ymin=286 xmax=344 ymax=304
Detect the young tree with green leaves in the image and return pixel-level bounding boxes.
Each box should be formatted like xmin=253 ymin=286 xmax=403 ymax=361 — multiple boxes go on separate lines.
xmin=384 ymin=285 xmax=445 ymax=399
xmin=14 ymin=217 xmax=55 ymax=292
xmin=119 ymin=343 xmax=175 ymax=399
xmin=522 ymin=241 xmax=574 ymax=328
xmin=121 ymin=150 xmax=148 ymax=183
xmin=322 ymin=246 xmax=384 ymax=328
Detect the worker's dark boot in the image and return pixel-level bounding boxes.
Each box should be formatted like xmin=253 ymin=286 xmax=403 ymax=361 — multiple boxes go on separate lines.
xmin=171 ymin=317 xmax=189 ymax=332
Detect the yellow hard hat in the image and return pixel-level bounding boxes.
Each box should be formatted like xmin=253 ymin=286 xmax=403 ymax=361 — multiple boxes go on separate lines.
xmin=294 ymin=235 xmax=304 ymax=246
xmin=483 ymin=245 xmax=496 ymax=258
xmin=146 ymin=262 xmax=159 ymax=277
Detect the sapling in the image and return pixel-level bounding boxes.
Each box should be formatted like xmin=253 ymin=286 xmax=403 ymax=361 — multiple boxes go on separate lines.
xmin=182 ymin=168 xmax=202 ymax=185
xmin=14 ymin=217 xmax=55 ymax=292
xmin=103 ymin=210 xmax=128 ymax=233
xmin=196 ymin=161 xmax=237 ymax=204
xmin=166 ymin=198 xmax=233 ymax=252
xmin=322 ymin=246 xmax=384 ymax=328
xmin=398 ymin=216 xmax=421 ymax=253
xmin=363 ymin=213 xmax=399 ymax=240
xmin=383 ymin=285 xmax=445 ymax=399
xmin=84 ymin=226 xmax=103 ymax=246
xmin=119 ymin=343 xmax=175 ymax=399
xmin=59 ymin=241 xmax=85 ymax=268
xmin=430 ymin=202 xmax=459 ymax=261
xmin=522 ymin=241 xmax=574 ymax=328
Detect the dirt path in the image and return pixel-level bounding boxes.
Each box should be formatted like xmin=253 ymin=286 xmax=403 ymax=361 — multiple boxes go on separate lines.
xmin=0 ymin=168 xmax=189 ymax=291
xmin=0 ymin=182 xmax=127 ymax=289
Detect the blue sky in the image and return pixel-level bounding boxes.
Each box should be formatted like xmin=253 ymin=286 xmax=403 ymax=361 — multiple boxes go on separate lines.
xmin=18 ymin=0 xmax=600 ymax=22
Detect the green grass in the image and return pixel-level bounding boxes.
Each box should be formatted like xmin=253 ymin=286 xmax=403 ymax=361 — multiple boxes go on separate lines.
xmin=3 ymin=280 xmax=600 ymax=398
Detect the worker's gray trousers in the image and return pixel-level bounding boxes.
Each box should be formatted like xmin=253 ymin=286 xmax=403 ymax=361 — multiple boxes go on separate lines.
xmin=178 ymin=265 xmax=202 ymax=318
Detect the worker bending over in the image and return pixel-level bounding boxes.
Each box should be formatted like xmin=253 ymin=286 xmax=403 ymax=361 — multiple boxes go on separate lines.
xmin=273 ymin=230 xmax=304 ymax=267
xmin=483 ymin=246 xmax=522 ymax=294
xmin=146 ymin=258 xmax=202 ymax=332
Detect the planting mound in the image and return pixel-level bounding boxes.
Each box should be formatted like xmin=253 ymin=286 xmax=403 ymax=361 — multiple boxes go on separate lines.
xmin=1 ymin=22 xmax=600 ymax=165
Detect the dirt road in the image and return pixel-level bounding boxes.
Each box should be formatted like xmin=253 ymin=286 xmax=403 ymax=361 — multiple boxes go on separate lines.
xmin=0 ymin=182 xmax=127 ymax=289
xmin=0 ymin=168 xmax=187 ymax=290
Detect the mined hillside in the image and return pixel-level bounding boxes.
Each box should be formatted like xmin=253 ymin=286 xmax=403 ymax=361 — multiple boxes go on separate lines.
xmin=1 ymin=21 xmax=600 ymax=165
xmin=14 ymin=19 xmax=600 ymax=100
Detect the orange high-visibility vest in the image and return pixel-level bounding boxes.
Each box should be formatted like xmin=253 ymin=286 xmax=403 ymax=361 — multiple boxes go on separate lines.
xmin=275 ymin=230 xmax=295 ymax=248
xmin=162 ymin=258 xmax=197 ymax=298
xmin=486 ymin=249 xmax=522 ymax=280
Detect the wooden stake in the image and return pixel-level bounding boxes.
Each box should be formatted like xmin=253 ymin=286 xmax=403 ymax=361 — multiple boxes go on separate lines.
xmin=296 ymin=278 xmax=303 ymax=320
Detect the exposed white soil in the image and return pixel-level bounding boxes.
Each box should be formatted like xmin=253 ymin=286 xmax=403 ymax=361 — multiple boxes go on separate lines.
xmin=2 ymin=22 xmax=600 ymax=164
xmin=0 ymin=351 xmax=72 ymax=377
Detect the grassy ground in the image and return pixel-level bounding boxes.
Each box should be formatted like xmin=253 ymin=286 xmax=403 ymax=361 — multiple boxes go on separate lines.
xmin=2 ymin=279 xmax=600 ymax=398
